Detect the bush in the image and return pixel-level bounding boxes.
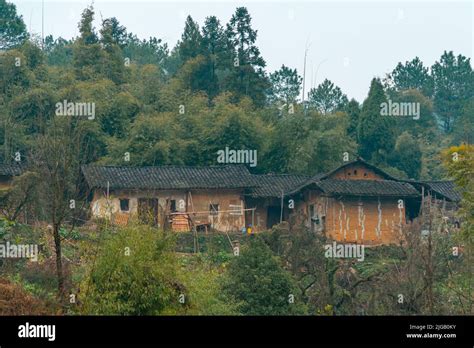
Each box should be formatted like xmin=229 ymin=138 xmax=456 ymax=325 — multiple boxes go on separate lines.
xmin=223 ymin=236 xmax=307 ymax=315
xmin=0 ymin=277 xmax=52 ymax=315
xmin=79 ymin=225 xmax=183 ymax=315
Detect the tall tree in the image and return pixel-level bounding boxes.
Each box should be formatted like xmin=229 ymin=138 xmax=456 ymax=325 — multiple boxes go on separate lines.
xmin=72 ymin=6 xmax=103 ymax=80
xmin=44 ymin=35 xmax=73 ymax=66
xmin=105 ymin=17 xmax=127 ymax=48
xmin=178 ymin=16 xmax=203 ymax=63
xmin=0 ymin=0 xmax=28 ymax=50
xmin=307 ymin=79 xmax=348 ymax=114
xmin=385 ymin=57 xmax=433 ymax=97
xmin=432 ymin=51 xmax=474 ymax=132
xmin=268 ymin=65 xmax=302 ymax=107
xmin=100 ymin=18 xmax=126 ymax=84
xmin=225 ymin=7 xmax=269 ymax=106
xmin=345 ymin=99 xmax=360 ymax=139
xmin=452 ymin=97 xmax=474 ymax=145
xmin=122 ymin=34 xmax=168 ymax=67
xmin=201 ymin=16 xmax=227 ymax=98
xmin=357 ymin=78 xmax=395 ymax=161
xmin=31 ymin=117 xmax=99 ymax=298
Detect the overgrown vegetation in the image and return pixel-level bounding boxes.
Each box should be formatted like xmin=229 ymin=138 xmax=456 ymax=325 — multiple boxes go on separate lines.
xmin=0 ymin=0 xmax=472 ymax=315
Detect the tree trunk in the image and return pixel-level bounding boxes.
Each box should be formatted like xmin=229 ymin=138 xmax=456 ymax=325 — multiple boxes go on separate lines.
xmin=53 ymin=222 xmax=64 ymax=297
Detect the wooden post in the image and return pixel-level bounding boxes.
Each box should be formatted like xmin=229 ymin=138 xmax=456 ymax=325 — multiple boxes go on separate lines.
xmin=280 ymin=190 xmax=284 ymax=223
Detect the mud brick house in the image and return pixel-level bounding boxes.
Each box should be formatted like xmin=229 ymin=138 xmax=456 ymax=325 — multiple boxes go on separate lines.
xmin=284 ymin=160 xmax=422 ymax=245
xmin=81 ymin=159 xmax=462 ymax=245
xmin=402 ymin=179 xmax=462 ymax=228
xmin=81 ymin=165 xmax=255 ymax=232
xmin=246 ymin=174 xmax=309 ymax=231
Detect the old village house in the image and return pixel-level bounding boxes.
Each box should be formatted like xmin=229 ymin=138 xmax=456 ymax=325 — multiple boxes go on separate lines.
xmin=80 ymin=159 xmax=462 ymax=245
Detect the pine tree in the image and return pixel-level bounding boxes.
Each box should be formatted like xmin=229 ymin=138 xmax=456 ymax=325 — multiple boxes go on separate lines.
xmin=345 ymin=99 xmax=360 ymax=139
xmin=307 ymin=79 xmax=348 ymax=114
xmin=268 ymin=65 xmax=302 ymax=107
xmin=357 ymin=78 xmax=395 ymax=161
xmin=201 ymin=16 xmax=227 ymax=98
xmin=178 ymin=16 xmax=203 ymax=62
xmin=225 ymin=7 xmax=269 ymax=106
xmin=432 ymin=51 xmax=474 ymax=132
xmin=385 ymin=57 xmax=434 ymax=97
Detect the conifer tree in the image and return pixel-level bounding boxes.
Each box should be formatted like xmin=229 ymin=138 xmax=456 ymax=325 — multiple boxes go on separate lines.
xmin=357 ymin=78 xmax=395 ymax=161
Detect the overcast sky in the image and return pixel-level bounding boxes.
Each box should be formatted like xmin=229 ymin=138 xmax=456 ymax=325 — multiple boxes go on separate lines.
xmin=13 ymin=0 xmax=473 ymax=102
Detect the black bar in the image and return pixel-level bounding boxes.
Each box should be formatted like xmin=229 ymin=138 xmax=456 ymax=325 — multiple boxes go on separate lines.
xmin=0 ymin=316 xmax=472 ymax=346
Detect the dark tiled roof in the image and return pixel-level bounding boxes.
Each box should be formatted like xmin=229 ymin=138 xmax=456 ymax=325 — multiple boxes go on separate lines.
xmin=316 ymin=179 xmax=420 ymax=197
xmin=320 ymin=158 xmax=398 ymax=181
xmin=249 ymin=174 xmax=310 ymax=198
xmin=82 ymin=165 xmax=256 ymax=190
xmin=423 ymin=181 xmax=462 ymax=202
xmin=0 ymin=163 xmax=23 ymax=176
xmin=289 ymin=179 xmax=419 ymax=197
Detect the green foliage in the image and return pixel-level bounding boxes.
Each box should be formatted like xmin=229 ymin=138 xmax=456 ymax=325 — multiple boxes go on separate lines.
xmin=432 ymin=51 xmax=473 ymax=132
xmin=223 ymin=236 xmax=306 ymax=315
xmin=385 ymin=57 xmax=433 ymax=97
xmin=79 ymin=225 xmax=182 ymax=315
xmin=224 ymin=7 xmax=269 ymax=106
xmin=357 ymin=78 xmax=395 ymax=162
xmin=174 ymin=256 xmax=239 ymax=315
xmin=308 ymin=79 xmax=348 ymax=114
xmin=389 ymin=132 xmax=422 ymax=179
xmin=0 ymin=3 xmax=472 ymax=315
xmin=268 ymin=65 xmax=302 ymax=106
xmin=0 ymin=0 xmax=28 ymax=50
xmin=44 ymin=36 xmax=73 ymax=66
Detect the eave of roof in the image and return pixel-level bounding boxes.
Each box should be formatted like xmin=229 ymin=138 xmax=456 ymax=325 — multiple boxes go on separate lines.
xmin=247 ymin=174 xmax=310 ymax=198
xmin=81 ymin=164 xmax=257 ymax=190
xmin=0 ymin=163 xmax=23 ymax=176
xmin=315 ymin=179 xmax=420 ymax=197
xmin=407 ymin=180 xmax=462 ymax=202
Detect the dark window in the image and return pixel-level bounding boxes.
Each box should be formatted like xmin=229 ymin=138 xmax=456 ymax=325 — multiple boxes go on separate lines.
xmin=354 ymin=170 xmax=358 ymax=175
xmin=170 ymin=199 xmax=176 ymax=212
xmin=209 ymin=204 xmax=219 ymax=215
xmin=120 ymin=199 xmax=129 ymax=212
xmin=364 ymin=172 xmax=368 ymax=177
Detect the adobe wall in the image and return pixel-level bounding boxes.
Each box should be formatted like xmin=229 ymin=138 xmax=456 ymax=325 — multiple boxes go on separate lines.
xmin=328 ymin=163 xmax=385 ymax=180
xmin=188 ymin=189 xmax=246 ymax=232
xmin=90 ymin=188 xmax=245 ymax=232
xmin=292 ymin=191 xmax=407 ymax=245
xmin=245 ymin=197 xmax=284 ymax=232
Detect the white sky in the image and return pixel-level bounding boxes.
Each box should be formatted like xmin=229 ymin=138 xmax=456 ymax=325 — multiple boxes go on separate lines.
xmin=13 ymin=0 xmax=473 ymax=102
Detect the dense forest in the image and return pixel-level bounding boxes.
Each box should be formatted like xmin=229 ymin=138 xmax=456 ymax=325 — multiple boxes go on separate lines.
xmin=0 ymin=1 xmax=472 ymax=316
xmin=1 ymin=2 xmax=473 ymax=179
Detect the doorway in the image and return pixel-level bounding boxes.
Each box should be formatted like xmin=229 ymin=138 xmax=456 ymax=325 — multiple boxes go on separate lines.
xmin=138 ymin=198 xmax=159 ymax=226
xmin=266 ymin=206 xmax=281 ymax=228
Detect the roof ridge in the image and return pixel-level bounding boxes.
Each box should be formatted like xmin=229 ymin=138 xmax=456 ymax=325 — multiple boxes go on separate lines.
xmin=252 ymin=173 xmax=310 ymax=177
xmin=82 ymin=164 xmax=251 ymax=169
xmin=423 ymin=180 xmax=454 ymax=183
